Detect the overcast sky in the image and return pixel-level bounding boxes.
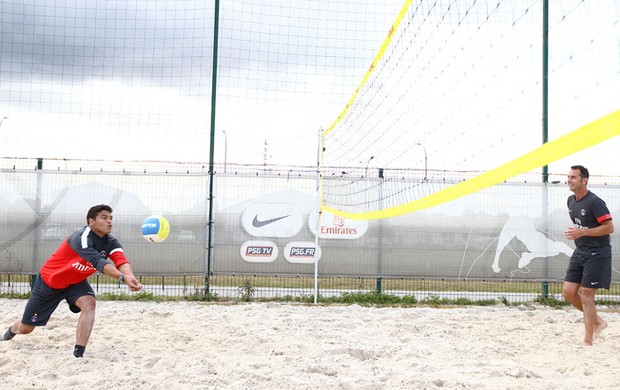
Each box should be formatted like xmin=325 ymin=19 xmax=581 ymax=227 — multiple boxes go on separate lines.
xmin=0 ymin=0 xmax=403 ymax=166
xmin=1 ymin=0 xmax=619 ymax=176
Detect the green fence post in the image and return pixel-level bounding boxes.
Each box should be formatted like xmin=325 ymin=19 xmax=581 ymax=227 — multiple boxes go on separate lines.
xmin=541 ymin=281 xmax=549 ymax=298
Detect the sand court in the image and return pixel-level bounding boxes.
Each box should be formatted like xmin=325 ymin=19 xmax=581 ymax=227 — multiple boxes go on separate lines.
xmin=2 ymin=299 xmax=620 ymax=389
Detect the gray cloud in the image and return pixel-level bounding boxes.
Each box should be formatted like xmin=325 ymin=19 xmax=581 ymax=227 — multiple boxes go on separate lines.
xmin=1 ymin=1 xmax=213 ymax=83
xmin=1 ymin=0 xmax=396 ymax=88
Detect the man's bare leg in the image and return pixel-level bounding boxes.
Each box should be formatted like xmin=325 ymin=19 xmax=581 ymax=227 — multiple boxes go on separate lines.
xmin=563 ymin=282 xmax=606 ymax=345
xmin=73 ymin=295 xmax=97 ymax=357
xmin=3 ymin=319 xmax=35 ymax=340
xmin=580 ymin=287 xmax=599 ymax=345
xmin=581 ymin=287 xmax=607 ymax=337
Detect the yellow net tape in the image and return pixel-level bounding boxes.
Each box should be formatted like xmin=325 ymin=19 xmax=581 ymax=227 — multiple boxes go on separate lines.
xmin=322 ymin=109 xmax=620 ymax=220
xmin=322 ymin=0 xmax=413 ymax=137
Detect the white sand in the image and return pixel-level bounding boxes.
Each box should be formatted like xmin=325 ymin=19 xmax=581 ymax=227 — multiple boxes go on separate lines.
xmin=2 ymin=299 xmax=620 ymax=389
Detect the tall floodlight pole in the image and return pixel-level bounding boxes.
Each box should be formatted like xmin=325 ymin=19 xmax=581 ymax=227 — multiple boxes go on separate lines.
xmin=1 ymin=117 xmax=9 ymax=157
xmin=364 ymin=156 xmax=374 ymax=177
xmin=415 ymin=142 xmax=427 ymax=180
xmin=222 ymin=129 xmax=228 ymax=173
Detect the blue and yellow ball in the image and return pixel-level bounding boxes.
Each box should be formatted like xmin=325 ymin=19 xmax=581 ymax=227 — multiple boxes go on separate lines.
xmin=141 ymin=215 xmax=170 ymax=243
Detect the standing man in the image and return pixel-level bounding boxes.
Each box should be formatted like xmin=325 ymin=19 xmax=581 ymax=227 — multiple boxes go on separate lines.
xmin=2 ymin=204 xmax=143 ymax=357
xmin=562 ymin=165 xmax=614 ymax=346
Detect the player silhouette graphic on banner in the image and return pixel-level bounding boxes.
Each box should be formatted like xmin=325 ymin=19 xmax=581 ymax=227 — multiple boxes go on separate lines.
xmin=492 ymin=216 xmax=573 ymax=273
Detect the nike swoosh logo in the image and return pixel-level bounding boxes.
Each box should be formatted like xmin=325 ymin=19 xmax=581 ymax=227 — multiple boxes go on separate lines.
xmin=591 ymin=281 xmax=599 ymax=285
xmin=252 ymin=215 xmax=290 ymax=227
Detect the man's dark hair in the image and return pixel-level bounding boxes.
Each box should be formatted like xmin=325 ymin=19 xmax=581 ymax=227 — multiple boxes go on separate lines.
xmin=86 ymin=204 xmax=113 ymax=223
xmin=571 ymin=165 xmax=589 ymax=179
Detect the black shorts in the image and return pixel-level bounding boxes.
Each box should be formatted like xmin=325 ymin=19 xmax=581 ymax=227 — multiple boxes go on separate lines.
xmin=21 ymin=275 xmax=95 ymax=326
xmin=564 ymin=246 xmax=612 ymax=289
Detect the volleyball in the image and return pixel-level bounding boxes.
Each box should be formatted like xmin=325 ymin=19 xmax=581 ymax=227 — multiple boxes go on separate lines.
xmin=141 ymin=215 xmax=170 ymax=243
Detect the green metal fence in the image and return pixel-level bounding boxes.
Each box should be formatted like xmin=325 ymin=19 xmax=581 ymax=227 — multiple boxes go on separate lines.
xmin=3 ymin=272 xmax=620 ymax=305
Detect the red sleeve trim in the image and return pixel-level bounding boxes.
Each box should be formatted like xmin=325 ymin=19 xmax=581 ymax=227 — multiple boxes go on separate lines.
xmin=597 ymin=214 xmax=612 ymax=223
xmin=109 ymin=249 xmax=129 ymax=268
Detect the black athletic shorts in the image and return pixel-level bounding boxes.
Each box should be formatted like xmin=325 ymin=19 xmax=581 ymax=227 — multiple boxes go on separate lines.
xmin=21 ymin=274 xmax=95 ymax=326
xmin=564 ymin=246 xmax=612 ymax=289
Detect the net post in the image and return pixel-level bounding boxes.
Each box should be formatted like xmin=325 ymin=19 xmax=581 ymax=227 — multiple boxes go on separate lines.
xmin=313 ymin=127 xmax=323 ymax=304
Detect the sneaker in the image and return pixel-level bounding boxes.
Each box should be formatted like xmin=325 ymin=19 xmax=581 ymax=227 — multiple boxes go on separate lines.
xmin=2 ymin=326 xmax=16 ymax=341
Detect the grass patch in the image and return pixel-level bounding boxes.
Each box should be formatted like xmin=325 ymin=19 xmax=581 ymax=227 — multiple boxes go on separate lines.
xmin=238 ymin=279 xmax=256 ymax=302
xmin=321 ymin=291 xmax=416 ymax=305
xmin=0 ymin=291 xmax=30 ymax=299
xmin=533 ymin=294 xmax=569 ymax=308
xmin=420 ymin=294 xmax=496 ymax=307
xmin=185 ymin=287 xmax=221 ymax=301
xmin=99 ymin=291 xmax=159 ymax=301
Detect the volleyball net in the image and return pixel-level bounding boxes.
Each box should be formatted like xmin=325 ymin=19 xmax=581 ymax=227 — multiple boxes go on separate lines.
xmin=320 ymin=0 xmax=620 ymax=219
